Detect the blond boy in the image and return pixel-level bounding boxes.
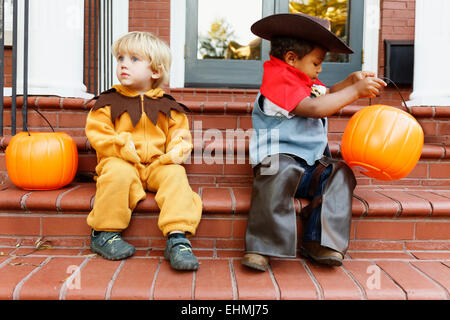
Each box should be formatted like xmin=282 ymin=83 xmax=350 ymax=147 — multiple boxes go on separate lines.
xmin=85 ymin=31 xmax=202 ymax=270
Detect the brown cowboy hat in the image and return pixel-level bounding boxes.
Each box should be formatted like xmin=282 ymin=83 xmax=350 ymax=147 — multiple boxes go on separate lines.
xmin=251 ymin=13 xmax=354 ymax=54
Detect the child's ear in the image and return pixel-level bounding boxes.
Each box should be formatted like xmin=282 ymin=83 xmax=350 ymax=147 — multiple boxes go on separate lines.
xmin=284 ymin=51 xmax=297 ymax=67
xmin=151 ymin=66 xmax=163 ymax=80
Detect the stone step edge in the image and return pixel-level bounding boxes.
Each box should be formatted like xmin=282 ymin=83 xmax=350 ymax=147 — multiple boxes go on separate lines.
xmin=2 ymin=96 xmax=450 ymax=118
xmin=1 ymin=182 xmax=450 ymax=218
xmin=0 ymin=255 xmax=449 ymax=300
xmin=1 ymin=135 xmax=448 ymax=160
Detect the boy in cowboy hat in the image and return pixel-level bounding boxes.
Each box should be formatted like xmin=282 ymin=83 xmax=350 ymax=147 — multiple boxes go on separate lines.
xmin=243 ymin=13 xmax=386 ymax=271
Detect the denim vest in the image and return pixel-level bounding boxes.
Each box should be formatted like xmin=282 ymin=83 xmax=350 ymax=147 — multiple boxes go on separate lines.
xmin=249 ymin=93 xmax=328 ymax=167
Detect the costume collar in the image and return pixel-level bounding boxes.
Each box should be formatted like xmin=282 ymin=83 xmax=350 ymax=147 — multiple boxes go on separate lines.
xmin=265 ymin=56 xmax=315 ymax=88
xmin=259 ymin=55 xmax=321 ymax=112
xmin=91 ymin=86 xmax=188 ymax=127
xmin=112 ymin=84 xmax=165 ymax=99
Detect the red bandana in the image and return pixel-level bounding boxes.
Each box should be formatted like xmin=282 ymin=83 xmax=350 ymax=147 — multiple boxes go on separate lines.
xmin=260 ymin=56 xmax=325 ymax=112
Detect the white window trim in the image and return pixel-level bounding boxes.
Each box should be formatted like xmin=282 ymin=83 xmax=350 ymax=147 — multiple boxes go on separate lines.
xmin=169 ymin=0 xmax=380 ymax=88
xmin=111 ymin=0 xmax=129 ymax=86
xmin=170 ymin=0 xmax=186 ymax=88
xmin=362 ymin=0 xmax=380 ymax=76
xmin=3 ymin=0 xmax=13 ymax=46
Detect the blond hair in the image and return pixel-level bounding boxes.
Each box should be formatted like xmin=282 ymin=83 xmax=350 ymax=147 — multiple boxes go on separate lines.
xmin=112 ymin=31 xmax=172 ymax=88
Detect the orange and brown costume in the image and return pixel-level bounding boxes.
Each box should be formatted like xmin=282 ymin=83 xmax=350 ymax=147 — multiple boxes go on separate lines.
xmin=85 ymin=85 xmax=202 ymax=236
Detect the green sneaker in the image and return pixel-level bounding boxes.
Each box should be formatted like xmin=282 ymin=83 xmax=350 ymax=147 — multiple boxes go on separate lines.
xmin=90 ymin=230 xmax=135 ymax=260
xmin=164 ymin=235 xmax=199 ymax=271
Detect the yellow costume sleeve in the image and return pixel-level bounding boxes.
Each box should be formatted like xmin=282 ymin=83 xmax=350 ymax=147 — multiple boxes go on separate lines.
xmin=158 ymin=110 xmax=193 ymax=165
xmin=85 ymin=107 xmax=141 ymax=164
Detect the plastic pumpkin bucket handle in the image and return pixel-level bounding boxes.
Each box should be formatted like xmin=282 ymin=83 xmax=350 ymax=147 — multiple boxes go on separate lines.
xmin=24 ymin=105 xmax=55 ymax=134
xmin=370 ymin=77 xmax=412 ymax=115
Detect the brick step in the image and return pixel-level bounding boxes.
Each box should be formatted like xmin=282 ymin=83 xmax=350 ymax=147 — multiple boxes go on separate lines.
xmin=3 ymin=134 xmax=448 ymax=160
xmin=1 ymin=93 xmax=449 ymax=186
xmin=1 ymin=91 xmax=449 ymax=300
xmin=1 ymin=93 xmax=449 ymax=143
xmin=1 ymin=216 xmax=450 ymax=254
xmin=0 ymin=253 xmax=449 ymax=300
xmin=2 ymin=134 xmax=449 ymax=187
xmin=1 ymin=182 xmax=449 ymax=252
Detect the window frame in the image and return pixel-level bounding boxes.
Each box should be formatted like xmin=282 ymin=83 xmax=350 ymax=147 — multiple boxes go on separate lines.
xmin=180 ymin=0 xmax=368 ymax=88
xmin=184 ymin=0 xmax=273 ymax=88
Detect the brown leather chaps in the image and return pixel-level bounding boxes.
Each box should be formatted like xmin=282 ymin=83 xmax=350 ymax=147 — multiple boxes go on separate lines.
xmin=245 ymin=153 xmax=356 ymax=258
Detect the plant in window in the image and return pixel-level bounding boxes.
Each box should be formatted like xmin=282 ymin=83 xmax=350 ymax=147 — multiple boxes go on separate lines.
xmin=290 ymin=0 xmax=349 ymax=62
xmin=198 ymin=17 xmax=235 ymax=59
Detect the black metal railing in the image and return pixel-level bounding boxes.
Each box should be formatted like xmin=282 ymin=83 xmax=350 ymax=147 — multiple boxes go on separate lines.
xmin=0 ymin=0 xmax=29 ymax=137
xmin=0 ymin=1 xmax=4 ymax=136
xmin=84 ymin=0 xmax=113 ymax=96
xmin=0 ymin=0 xmax=113 ymax=137
xmin=84 ymin=0 xmax=99 ymax=96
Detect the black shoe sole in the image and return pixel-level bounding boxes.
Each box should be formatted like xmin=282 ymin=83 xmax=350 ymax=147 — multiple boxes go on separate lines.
xmin=90 ymin=243 xmax=135 ymax=261
xmin=164 ymin=248 xmax=199 ymax=271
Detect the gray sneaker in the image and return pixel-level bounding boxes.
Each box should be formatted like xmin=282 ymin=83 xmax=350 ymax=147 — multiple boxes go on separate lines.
xmin=90 ymin=230 xmax=135 ymax=260
xmin=164 ymin=235 xmax=199 ymax=271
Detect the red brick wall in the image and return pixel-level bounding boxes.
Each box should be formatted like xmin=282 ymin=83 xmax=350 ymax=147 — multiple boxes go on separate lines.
xmin=129 ymin=0 xmax=171 ymax=44
xmin=379 ymin=0 xmax=416 ymax=77
xmin=1 ymin=49 xmax=12 ymax=88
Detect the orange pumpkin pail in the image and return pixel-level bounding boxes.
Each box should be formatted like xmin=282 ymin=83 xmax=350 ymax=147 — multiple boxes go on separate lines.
xmin=6 ymin=131 xmax=78 ymax=190
xmin=5 ymin=105 xmax=78 ymax=190
xmin=341 ymin=104 xmax=423 ymax=181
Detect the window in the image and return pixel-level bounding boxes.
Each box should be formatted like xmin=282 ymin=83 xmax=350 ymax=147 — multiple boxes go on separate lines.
xmin=2 ymin=0 xmax=13 ymax=46
xmin=185 ymin=0 xmax=272 ymax=88
xmin=285 ymin=0 xmax=364 ymax=86
xmin=185 ymin=0 xmax=364 ymax=88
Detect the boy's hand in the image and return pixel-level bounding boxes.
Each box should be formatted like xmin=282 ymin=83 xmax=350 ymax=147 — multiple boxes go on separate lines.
xmin=329 ymin=71 xmax=381 ymax=94
xmin=348 ymin=71 xmax=376 ymax=83
xmin=159 ymin=140 xmax=193 ymax=165
xmin=354 ymin=76 xmax=387 ymax=99
xmin=116 ymin=132 xmax=141 ymax=164
xmin=293 ymin=71 xmax=386 ymax=118
xmin=120 ymin=140 xmax=141 ymax=164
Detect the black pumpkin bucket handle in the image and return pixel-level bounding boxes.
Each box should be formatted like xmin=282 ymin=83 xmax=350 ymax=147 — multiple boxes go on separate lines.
xmin=369 ymin=76 xmax=412 ymax=115
xmin=26 ymin=104 xmax=55 ymax=135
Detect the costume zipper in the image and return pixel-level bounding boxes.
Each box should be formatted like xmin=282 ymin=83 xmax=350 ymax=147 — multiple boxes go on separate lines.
xmin=140 ymin=94 xmax=148 ymax=161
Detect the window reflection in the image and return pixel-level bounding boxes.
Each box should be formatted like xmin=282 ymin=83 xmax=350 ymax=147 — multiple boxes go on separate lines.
xmin=197 ymin=0 xmax=262 ymax=60
xmin=289 ymin=0 xmax=350 ymax=62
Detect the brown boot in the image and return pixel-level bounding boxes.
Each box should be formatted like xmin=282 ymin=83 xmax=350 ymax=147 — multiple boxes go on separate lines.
xmin=300 ymin=241 xmax=344 ymax=266
xmin=242 ymin=253 xmax=269 ymax=271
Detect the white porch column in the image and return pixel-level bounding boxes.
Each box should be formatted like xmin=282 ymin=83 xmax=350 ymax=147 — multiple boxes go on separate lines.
xmin=170 ymin=0 xmax=186 ymax=88
xmin=16 ymin=0 xmax=92 ymax=98
xmin=408 ymin=0 xmax=450 ymax=106
xmin=362 ymin=0 xmax=380 ymax=76
xmin=111 ymin=0 xmax=129 ymax=86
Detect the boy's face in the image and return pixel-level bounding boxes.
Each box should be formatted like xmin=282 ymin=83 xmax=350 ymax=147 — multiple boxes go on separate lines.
xmin=285 ymin=46 xmax=327 ymax=81
xmin=116 ymin=52 xmax=161 ymax=93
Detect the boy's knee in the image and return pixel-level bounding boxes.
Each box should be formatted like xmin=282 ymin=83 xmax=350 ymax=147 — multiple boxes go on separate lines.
xmin=169 ymin=164 xmax=187 ymax=176
xmin=159 ymin=164 xmax=187 ymax=180
xmin=97 ymin=157 xmax=139 ymax=182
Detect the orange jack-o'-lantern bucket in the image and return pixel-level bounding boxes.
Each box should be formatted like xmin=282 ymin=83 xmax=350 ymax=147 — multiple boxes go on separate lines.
xmin=5 ymin=107 xmax=78 ymax=190
xmin=341 ymin=79 xmax=423 ymax=181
